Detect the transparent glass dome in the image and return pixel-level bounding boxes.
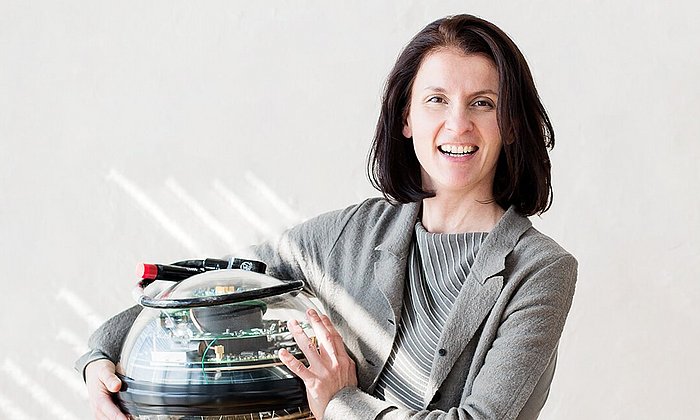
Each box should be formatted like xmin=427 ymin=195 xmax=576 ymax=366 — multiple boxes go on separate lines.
xmin=115 ymin=268 xmax=317 ymax=419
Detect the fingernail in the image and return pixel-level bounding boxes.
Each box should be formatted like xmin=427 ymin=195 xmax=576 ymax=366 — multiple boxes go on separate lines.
xmin=109 ymin=379 xmax=121 ymax=390
xmin=307 ymin=308 xmax=318 ymax=318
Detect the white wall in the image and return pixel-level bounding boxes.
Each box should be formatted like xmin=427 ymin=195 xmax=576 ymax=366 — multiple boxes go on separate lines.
xmin=1 ymin=1 xmax=698 ymax=419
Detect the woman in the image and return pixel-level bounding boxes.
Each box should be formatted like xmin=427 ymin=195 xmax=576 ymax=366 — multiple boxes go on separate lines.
xmin=79 ymin=14 xmax=577 ymax=420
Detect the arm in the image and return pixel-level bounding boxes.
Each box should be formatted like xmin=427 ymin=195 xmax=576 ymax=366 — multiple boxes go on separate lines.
xmin=75 ymin=305 xmax=143 ymax=375
xmin=241 ymin=204 xmax=356 ymax=295
xmin=77 ymin=204 xmax=355 ymax=419
xmin=75 ymin=305 xmax=142 ymax=420
xmin=76 ymin=202 xmax=349 ymax=372
xmin=461 ymin=254 xmax=577 ymax=419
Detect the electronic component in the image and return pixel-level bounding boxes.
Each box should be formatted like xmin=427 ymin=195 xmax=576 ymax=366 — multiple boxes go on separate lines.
xmin=115 ymin=267 xmax=318 ymax=419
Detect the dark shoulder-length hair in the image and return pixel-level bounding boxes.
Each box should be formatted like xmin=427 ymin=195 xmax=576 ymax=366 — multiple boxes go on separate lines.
xmin=367 ymin=14 xmax=555 ymax=216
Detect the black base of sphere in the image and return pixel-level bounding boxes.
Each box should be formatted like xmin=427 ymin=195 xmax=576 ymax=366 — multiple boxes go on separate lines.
xmin=114 ymin=373 xmax=309 ymax=417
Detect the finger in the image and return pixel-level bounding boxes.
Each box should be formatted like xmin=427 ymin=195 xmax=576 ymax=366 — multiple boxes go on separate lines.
xmin=278 ymin=348 xmax=316 ymax=382
xmin=319 ymin=314 xmax=347 ymax=354
xmin=318 ymin=313 xmax=356 ymax=381
xmin=95 ymin=391 xmax=128 ymax=420
xmin=85 ymin=360 xmax=126 ymax=420
xmin=306 ymin=309 xmax=337 ymax=361
xmin=287 ymin=318 xmax=322 ymax=365
xmin=97 ymin=367 xmax=122 ymax=393
xmin=319 ymin=313 xmax=339 ymax=337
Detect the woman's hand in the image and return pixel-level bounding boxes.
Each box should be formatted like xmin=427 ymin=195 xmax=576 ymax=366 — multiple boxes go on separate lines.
xmin=84 ymin=359 xmax=128 ymax=420
xmin=279 ymin=308 xmax=358 ymax=420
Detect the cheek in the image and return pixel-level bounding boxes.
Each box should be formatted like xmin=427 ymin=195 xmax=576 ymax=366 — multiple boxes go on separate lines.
xmin=407 ymin=109 xmax=443 ymax=141
xmin=480 ymin=116 xmax=502 ymax=146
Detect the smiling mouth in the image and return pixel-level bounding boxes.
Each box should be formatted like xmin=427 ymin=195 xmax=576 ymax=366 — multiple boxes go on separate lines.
xmin=438 ymin=144 xmax=479 ymax=156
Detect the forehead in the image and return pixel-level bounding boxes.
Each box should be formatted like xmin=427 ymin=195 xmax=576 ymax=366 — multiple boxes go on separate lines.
xmin=413 ymin=48 xmax=499 ymax=93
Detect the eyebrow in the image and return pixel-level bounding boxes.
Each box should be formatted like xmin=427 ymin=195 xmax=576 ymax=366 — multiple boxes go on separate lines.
xmin=423 ymin=86 xmax=499 ymax=96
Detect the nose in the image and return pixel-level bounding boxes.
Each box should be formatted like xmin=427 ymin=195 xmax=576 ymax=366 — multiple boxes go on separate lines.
xmin=444 ymin=106 xmax=474 ymax=134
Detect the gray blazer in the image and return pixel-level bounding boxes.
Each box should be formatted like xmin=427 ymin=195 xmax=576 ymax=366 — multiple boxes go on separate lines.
xmin=248 ymin=198 xmax=577 ymax=419
xmin=79 ymin=198 xmax=577 ymax=420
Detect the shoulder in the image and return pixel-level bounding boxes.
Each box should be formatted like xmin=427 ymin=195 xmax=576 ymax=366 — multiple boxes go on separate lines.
xmin=491 ymin=207 xmax=577 ymax=288
xmin=295 ymin=197 xmax=419 ymax=261
xmin=508 ymin=225 xmax=578 ymax=295
xmin=494 ymin=206 xmax=575 ymax=265
xmin=517 ymin=226 xmax=576 ymax=264
xmin=300 ymin=197 xmax=412 ymax=236
xmin=311 ymin=197 xmax=401 ymax=222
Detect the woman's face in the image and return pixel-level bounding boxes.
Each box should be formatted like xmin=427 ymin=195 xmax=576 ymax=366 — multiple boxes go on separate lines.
xmin=403 ymin=48 xmax=502 ymax=199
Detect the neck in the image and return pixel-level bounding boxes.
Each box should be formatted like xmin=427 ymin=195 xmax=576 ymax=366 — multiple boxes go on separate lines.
xmin=421 ymin=193 xmax=505 ymax=233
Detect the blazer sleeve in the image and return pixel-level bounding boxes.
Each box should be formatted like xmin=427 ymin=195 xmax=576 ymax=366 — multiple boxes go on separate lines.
xmin=241 ymin=200 xmax=368 ymax=296
xmin=324 ymin=253 xmax=578 ymax=420
xmin=74 ymin=304 xmax=143 ymax=378
xmin=75 ymin=204 xmax=355 ymax=377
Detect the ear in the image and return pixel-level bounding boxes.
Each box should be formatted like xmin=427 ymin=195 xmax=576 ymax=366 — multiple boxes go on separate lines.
xmin=402 ymin=117 xmax=412 ymax=139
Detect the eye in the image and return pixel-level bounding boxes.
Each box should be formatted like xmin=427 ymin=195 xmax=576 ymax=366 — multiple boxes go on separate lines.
xmin=427 ymin=96 xmax=446 ymax=104
xmin=472 ymin=99 xmax=495 ymax=109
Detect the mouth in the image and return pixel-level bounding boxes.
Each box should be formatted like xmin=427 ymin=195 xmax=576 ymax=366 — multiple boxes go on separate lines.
xmin=438 ymin=144 xmax=479 ymax=156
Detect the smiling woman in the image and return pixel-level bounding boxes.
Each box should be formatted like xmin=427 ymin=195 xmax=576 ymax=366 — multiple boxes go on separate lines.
xmin=368 ymin=16 xmax=555 ymax=220
xmin=404 ymin=51 xmax=503 ymax=230
xmin=77 ymin=14 xmax=576 ymax=420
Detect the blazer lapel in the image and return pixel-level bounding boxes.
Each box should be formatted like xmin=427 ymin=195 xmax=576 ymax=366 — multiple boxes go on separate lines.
xmin=425 ymin=206 xmax=532 ymax=404
xmin=357 ymin=202 xmax=419 ymax=390
xmin=373 ymin=201 xmax=421 ymax=325
xmin=374 ymin=255 xmax=405 ymax=328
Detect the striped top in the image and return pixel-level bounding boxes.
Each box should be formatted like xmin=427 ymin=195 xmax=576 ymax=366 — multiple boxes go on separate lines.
xmin=373 ymin=222 xmax=487 ymax=410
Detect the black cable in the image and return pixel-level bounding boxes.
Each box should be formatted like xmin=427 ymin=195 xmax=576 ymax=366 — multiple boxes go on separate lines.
xmin=137 ymin=280 xmax=305 ymax=309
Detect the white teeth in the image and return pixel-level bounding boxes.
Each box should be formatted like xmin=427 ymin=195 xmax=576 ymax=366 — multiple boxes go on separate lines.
xmin=439 ymin=145 xmax=478 ymax=155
